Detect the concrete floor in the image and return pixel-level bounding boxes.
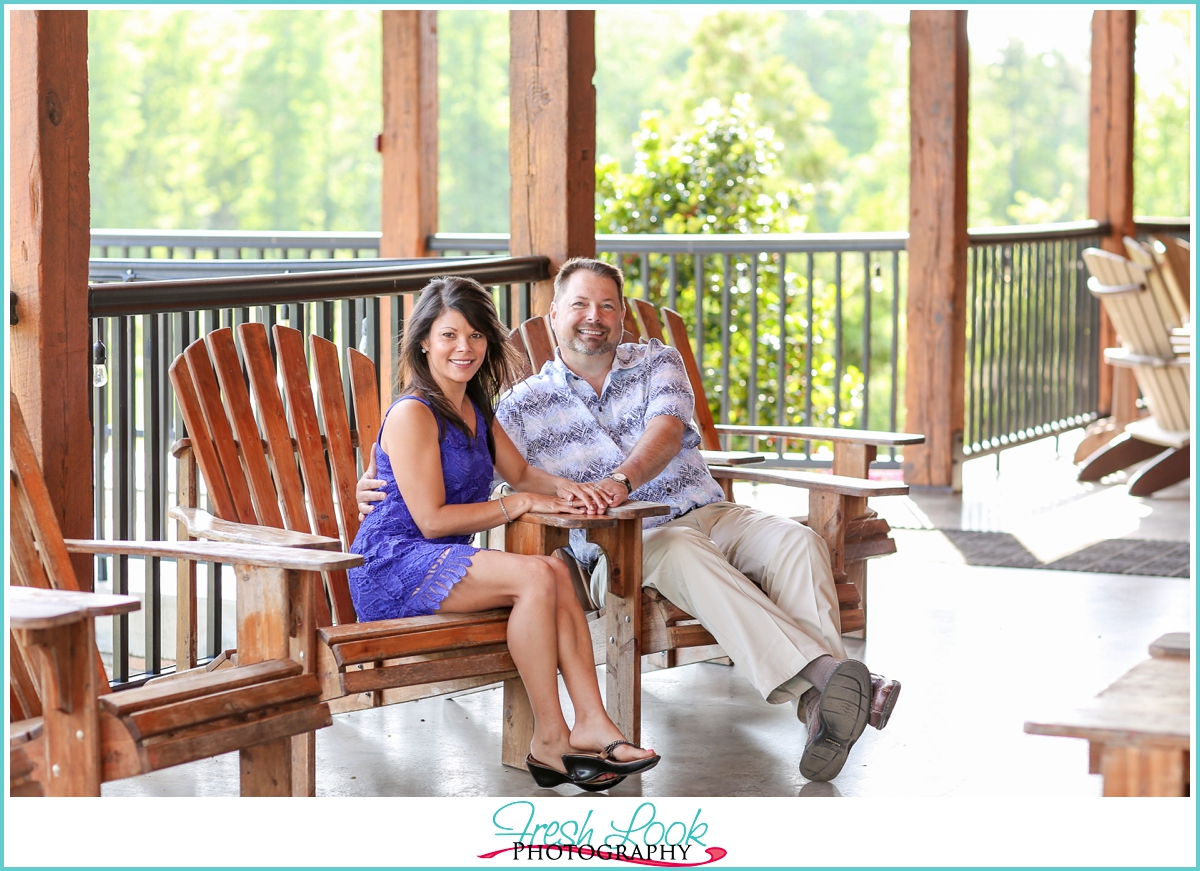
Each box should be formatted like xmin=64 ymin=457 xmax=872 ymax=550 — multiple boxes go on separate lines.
xmin=95 ymin=430 xmax=1192 ymax=801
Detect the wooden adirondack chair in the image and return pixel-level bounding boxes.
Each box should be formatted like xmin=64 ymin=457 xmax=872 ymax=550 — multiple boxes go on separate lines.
xmin=1123 ymin=237 xmax=1189 ymax=328
xmin=8 ymin=392 xmax=355 ymax=796
xmin=170 ymin=323 xmax=667 ymax=762
xmin=1078 ymin=249 xmax=1190 ymax=496
xmin=1154 ymin=234 xmax=1190 ymax=318
xmin=517 ymin=303 xmax=923 ymax=635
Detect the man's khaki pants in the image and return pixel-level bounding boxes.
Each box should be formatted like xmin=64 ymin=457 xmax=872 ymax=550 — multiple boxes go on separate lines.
xmin=602 ymin=502 xmax=847 ymax=703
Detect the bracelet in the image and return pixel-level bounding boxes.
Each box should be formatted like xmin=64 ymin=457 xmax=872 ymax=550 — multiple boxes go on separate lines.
xmin=498 ymin=496 xmax=512 ymax=523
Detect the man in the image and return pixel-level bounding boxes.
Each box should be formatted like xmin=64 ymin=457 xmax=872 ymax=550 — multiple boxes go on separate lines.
xmin=360 ymin=258 xmax=899 ymax=782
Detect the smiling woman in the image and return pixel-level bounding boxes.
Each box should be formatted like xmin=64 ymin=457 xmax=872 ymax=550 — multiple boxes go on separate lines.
xmin=347 ymin=275 xmax=661 ymax=791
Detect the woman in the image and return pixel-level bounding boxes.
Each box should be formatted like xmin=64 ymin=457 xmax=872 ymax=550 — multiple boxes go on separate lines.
xmin=349 ymin=276 xmax=658 ymax=791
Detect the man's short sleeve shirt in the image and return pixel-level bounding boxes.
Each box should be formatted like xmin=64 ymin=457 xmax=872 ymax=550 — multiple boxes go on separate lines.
xmin=496 ymin=340 xmax=725 ymax=533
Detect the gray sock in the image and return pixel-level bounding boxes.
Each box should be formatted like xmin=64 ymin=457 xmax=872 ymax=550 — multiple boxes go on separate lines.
xmin=799 ymin=654 xmax=838 ymax=690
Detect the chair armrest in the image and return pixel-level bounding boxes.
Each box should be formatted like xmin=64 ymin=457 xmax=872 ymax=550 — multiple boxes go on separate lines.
xmin=1103 ymin=348 xmax=1187 ymax=369
xmin=169 ymin=506 xmax=343 ymax=550
xmin=63 ymin=539 xmax=362 ymax=573
xmin=701 ymin=450 xmax=765 ymax=466
xmin=512 ymin=501 xmax=671 ymax=529
xmin=714 ymin=424 xmax=924 ymax=447
xmin=708 ymin=467 xmax=909 ymax=498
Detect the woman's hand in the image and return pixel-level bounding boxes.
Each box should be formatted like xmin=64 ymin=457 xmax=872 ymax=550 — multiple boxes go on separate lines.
xmin=515 ymin=492 xmax=588 ymax=517
xmin=356 ymin=444 xmax=387 ymax=521
xmin=554 ymin=479 xmax=609 ymax=514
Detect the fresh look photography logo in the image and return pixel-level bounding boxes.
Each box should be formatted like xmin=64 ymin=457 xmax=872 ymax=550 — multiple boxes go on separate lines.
xmin=479 ymin=801 xmax=727 ymax=865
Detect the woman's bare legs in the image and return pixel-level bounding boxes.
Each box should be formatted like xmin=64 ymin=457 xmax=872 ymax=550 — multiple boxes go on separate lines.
xmin=438 ymin=550 xmax=650 ymax=770
xmin=541 ymin=557 xmax=654 ymax=764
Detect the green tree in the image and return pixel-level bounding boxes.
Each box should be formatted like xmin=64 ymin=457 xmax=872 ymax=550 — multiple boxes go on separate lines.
xmin=596 ymin=99 xmax=871 ymax=434
xmin=438 ymin=10 xmax=510 ymax=233
xmin=1134 ymin=9 xmax=1192 ymax=217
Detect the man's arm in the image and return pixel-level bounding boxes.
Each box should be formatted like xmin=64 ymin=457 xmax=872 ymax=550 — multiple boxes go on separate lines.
xmin=593 ymin=414 xmax=684 ymax=506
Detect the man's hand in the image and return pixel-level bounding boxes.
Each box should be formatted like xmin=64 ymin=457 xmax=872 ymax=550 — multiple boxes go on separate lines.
xmin=357 ymin=443 xmax=387 ymax=520
xmin=590 ymin=476 xmax=630 ymax=508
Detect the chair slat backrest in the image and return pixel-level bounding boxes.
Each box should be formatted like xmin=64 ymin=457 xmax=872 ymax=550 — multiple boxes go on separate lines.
xmin=520 ymin=315 xmax=556 ymax=371
xmin=1154 ymin=234 xmax=1190 ymax=316
xmin=1123 ymin=237 xmax=1184 ymax=331
xmin=1083 ymin=249 xmax=1191 ymax=433
xmin=205 ymin=328 xmax=286 ymax=529
xmin=629 ymin=299 xmax=666 ymax=343
xmin=311 ymin=335 xmax=361 ymax=552
xmin=9 ymin=393 xmax=112 ymax=695
xmin=238 ymin=324 xmax=311 ymax=533
xmin=1084 ymin=249 xmax=1175 ymax=358
xmin=661 ymin=307 xmax=723 ymax=451
xmin=348 ymin=347 xmax=382 ymax=460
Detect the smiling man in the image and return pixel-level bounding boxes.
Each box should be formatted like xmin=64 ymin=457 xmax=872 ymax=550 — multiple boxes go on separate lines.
xmin=491 ymin=258 xmax=902 ymax=782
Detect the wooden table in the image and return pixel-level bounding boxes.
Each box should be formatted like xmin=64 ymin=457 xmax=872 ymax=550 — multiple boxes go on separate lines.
xmin=9 ymin=586 xmax=141 ymax=796
xmin=1025 ymin=632 xmax=1191 ymax=796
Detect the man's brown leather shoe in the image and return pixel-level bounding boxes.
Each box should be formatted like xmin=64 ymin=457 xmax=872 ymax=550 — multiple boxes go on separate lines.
xmin=869 ymin=674 xmax=900 ymax=730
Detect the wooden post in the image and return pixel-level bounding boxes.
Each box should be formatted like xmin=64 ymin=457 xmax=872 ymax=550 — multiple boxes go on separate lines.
xmin=1089 ymin=10 xmax=1137 ymax=420
xmin=9 ymin=10 xmax=93 ymax=585
xmin=380 ymin=10 xmax=438 ymax=402
xmin=509 ymin=10 xmax=596 ymax=316
xmin=904 ymin=11 xmax=968 ymax=490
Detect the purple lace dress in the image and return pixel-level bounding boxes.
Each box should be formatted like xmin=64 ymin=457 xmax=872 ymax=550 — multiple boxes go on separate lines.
xmin=348 ymin=396 xmax=492 ymax=621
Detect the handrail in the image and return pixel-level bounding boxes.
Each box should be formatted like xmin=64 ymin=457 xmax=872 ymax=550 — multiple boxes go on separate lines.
xmin=88 ymin=255 xmax=550 ymax=316
xmin=91 ymin=228 xmax=383 ymax=250
xmin=89 ymin=256 xmax=467 ymax=284
xmin=91 ymin=217 xmax=1189 ymax=259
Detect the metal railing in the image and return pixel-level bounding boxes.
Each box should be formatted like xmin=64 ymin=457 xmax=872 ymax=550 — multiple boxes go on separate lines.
xmin=88 ymin=255 xmax=548 ymax=684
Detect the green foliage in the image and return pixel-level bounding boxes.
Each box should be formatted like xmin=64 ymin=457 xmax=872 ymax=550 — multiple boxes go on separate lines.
xmin=89 ymin=9 xmax=381 ymax=232
xmin=1134 ymin=9 xmax=1192 ymax=217
xmin=596 ymin=100 xmax=882 ymax=435
xmin=968 ymin=39 xmax=1089 ymax=227
xmin=437 ymin=11 xmax=510 ymax=233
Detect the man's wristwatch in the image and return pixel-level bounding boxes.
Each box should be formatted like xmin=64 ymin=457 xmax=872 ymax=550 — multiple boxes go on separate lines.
xmin=607 ymin=472 xmax=633 ymax=494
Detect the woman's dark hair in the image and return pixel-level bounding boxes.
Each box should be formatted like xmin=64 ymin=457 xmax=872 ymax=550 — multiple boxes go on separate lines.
xmin=397 ymin=276 xmax=521 ymax=459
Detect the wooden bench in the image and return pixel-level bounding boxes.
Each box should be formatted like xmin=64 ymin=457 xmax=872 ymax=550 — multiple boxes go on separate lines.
xmin=9 ymin=393 xmax=358 ymax=796
xmin=1024 ymin=633 xmax=1191 ymax=796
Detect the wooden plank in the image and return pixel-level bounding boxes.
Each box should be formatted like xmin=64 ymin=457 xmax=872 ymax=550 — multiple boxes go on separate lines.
xmin=662 ymin=306 xmax=722 ymax=451
xmin=905 ymin=10 xmax=968 ymax=489
xmin=183 ymin=339 xmax=259 ymax=524
xmin=10 ymin=637 xmax=44 ymax=720
xmin=274 ymin=327 xmax=343 ymax=552
xmin=63 ymin=539 xmax=362 ymax=573
xmin=700 ymin=451 xmax=765 ymax=467
xmin=1101 ymin=744 xmax=1186 ymax=797
xmin=169 ymin=507 xmax=341 ymax=551
xmin=332 ymin=622 xmax=511 ymax=668
xmin=714 ymin=424 xmax=925 ymax=448
xmin=501 ymin=677 xmax=535 ymax=770
xmin=125 ymin=675 xmax=321 ymax=740
xmin=99 ymin=660 xmax=302 ymax=717
xmin=9 ymin=10 xmax=93 ymax=588
xmin=239 ymin=323 xmax=312 ymax=533
xmin=175 ymin=448 xmax=199 ymax=670
xmin=341 ymin=651 xmax=517 ymax=695
xmin=348 ymin=347 xmax=382 ymax=471
xmin=309 ymin=337 xmax=360 ymax=626
xmin=708 ymin=466 xmax=909 ymax=498
xmin=630 ymin=299 xmax=666 ymax=343
xmin=205 ymin=328 xmax=286 ymax=528
xmin=169 ymin=354 xmax=239 ymax=523
xmin=509 ymin=10 xmax=597 ymax=315
xmin=142 ymin=703 xmax=331 ymax=776
xmin=9 ymin=587 xmax=140 ymax=630
xmin=591 ymin=519 xmax=644 ymax=746
xmin=519 ymin=316 xmax=556 ymax=371
xmin=1090 ymin=10 xmax=1137 ymax=414
xmin=1149 ymin=633 xmax=1189 ymax=660
xmin=16 ymin=619 xmax=102 ymax=796
xmin=380 ymin=10 xmax=437 ymax=397
xmin=320 ymin=608 xmax=513 ymax=646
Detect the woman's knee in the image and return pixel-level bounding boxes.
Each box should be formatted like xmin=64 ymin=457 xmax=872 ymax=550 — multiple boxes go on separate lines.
xmin=513 ymin=556 xmax=558 ymax=602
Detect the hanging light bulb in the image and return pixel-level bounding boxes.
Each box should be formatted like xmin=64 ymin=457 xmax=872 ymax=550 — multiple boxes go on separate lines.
xmin=92 ymin=340 xmax=108 ymax=388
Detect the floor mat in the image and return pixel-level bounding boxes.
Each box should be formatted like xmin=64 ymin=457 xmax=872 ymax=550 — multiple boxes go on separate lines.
xmin=903 ymin=529 xmax=1192 ymax=578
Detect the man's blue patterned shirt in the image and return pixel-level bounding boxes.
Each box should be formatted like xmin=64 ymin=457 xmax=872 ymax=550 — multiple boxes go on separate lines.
xmin=496 ymin=340 xmax=725 ymax=567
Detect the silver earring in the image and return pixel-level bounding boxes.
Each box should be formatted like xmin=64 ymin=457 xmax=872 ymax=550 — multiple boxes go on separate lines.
xmin=421 ymin=348 xmax=427 ymax=354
